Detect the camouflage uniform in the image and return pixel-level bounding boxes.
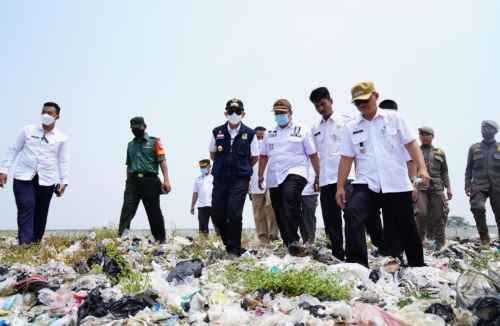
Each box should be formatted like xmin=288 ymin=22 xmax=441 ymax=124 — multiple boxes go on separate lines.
xmin=465 ymin=140 xmax=500 ymax=242
xmin=415 ymin=143 xmax=450 ymax=247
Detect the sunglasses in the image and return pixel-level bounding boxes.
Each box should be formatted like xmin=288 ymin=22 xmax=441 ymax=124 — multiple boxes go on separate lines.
xmin=353 ymin=99 xmax=370 ymax=107
xmin=226 ymin=108 xmax=243 ymax=115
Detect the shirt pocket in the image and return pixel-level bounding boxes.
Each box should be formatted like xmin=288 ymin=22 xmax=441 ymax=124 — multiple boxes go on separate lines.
xmin=472 ymin=152 xmax=484 ymax=168
xmin=352 ymin=132 xmax=367 ymax=155
xmin=383 ymin=127 xmax=399 ymax=153
xmin=493 ymin=153 xmax=500 ymax=173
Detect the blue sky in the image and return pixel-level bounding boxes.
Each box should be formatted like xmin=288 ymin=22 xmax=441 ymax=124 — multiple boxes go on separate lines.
xmin=1 ymin=0 xmax=499 ymax=229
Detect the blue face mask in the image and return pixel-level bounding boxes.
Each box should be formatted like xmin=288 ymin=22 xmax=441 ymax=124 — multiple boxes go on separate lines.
xmin=200 ymin=168 xmax=209 ymax=175
xmin=275 ymin=114 xmax=289 ymax=126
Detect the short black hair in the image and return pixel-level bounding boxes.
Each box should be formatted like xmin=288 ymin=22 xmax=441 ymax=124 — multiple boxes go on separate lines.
xmin=309 ymin=87 xmax=331 ymax=103
xmin=379 ymin=99 xmax=398 ymax=111
xmin=43 ymin=102 xmax=61 ymax=114
xmin=254 ymin=126 xmax=266 ymax=132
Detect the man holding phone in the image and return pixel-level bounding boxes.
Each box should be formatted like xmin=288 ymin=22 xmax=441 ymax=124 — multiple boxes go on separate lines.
xmin=118 ymin=116 xmax=171 ymax=242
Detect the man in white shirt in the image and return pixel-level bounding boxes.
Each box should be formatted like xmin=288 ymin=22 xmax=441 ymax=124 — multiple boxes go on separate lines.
xmin=249 ymin=126 xmax=279 ymax=244
xmin=0 ymin=102 xmax=69 ymax=245
xmin=336 ymin=82 xmax=430 ymax=267
xmin=299 ymin=163 xmax=319 ymax=246
xmin=209 ymin=99 xmax=259 ymax=256
xmin=309 ymin=86 xmax=360 ymax=260
xmin=258 ymin=99 xmax=320 ymax=256
xmin=190 ymin=159 xmax=215 ymax=236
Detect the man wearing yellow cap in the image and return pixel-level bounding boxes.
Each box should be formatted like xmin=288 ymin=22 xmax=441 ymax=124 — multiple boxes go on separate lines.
xmin=190 ymin=159 xmax=215 ymax=237
xmin=258 ymin=99 xmax=320 ymax=256
xmin=336 ymin=82 xmax=430 ymax=267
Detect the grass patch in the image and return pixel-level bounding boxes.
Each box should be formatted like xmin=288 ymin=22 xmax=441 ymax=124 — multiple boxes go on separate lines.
xmin=469 ymin=250 xmax=500 ymax=270
xmin=120 ymin=271 xmax=152 ymax=295
xmin=397 ymin=297 xmax=414 ymax=308
xmin=93 ymin=227 xmax=118 ymax=242
xmin=221 ymin=264 xmax=350 ymax=301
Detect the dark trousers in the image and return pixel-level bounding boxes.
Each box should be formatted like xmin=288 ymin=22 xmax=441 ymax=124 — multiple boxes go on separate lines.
xmin=197 ymin=206 xmax=212 ymax=234
xmin=319 ymin=183 xmax=347 ymax=260
xmin=13 ymin=175 xmax=55 ymax=245
xmin=211 ymin=176 xmax=249 ymax=254
xmin=344 ymin=184 xmax=424 ymax=267
xmin=299 ymin=194 xmax=318 ymax=244
xmin=118 ymin=176 xmax=166 ymax=242
xmin=366 ymin=209 xmax=387 ymax=253
xmin=270 ymin=174 xmax=307 ymax=247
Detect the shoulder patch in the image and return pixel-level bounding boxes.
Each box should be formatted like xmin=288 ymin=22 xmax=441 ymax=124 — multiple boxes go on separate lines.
xmin=154 ymin=138 xmax=166 ymax=156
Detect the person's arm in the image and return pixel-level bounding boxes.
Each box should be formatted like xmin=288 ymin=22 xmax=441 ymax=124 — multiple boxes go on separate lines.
xmin=308 ymin=153 xmax=320 ymax=191
xmin=407 ymin=160 xmax=417 ymax=182
xmin=441 ymin=152 xmax=452 ymax=200
xmin=208 ymin=134 xmax=216 ymax=161
xmin=258 ymin=155 xmax=269 ymax=190
xmin=336 ymin=156 xmax=354 ymax=209
xmin=191 ymin=192 xmax=198 ymax=215
xmin=159 ymin=160 xmax=171 ymax=193
xmin=56 ymin=138 xmax=70 ymax=196
xmin=405 ymin=141 xmax=430 ymax=186
xmin=465 ymin=147 xmax=473 ymax=196
xmin=250 ymin=136 xmax=259 ymax=167
xmin=0 ymin=128 xmax=26 ymax=188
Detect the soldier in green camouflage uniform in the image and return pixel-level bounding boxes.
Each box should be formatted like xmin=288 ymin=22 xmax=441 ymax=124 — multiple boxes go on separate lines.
xmin=415 ymin=127 xmax=452 ymax=249
xmin=465 ymin=120 xmax=500 ymax=245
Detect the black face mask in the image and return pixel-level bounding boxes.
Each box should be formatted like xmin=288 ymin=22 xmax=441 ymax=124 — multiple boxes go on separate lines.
xmin=132 ymin=128 xmax=145 ymax=138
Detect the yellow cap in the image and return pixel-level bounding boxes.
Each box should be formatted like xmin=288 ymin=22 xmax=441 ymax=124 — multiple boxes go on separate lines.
xmin=351 ymin=81 xmax=376 ymax=102
xmin=272 ymin=99 xmax=292 ymax=113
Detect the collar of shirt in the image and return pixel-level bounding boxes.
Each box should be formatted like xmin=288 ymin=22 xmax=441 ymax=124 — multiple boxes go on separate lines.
xmin=355 ymin=108 xmax=387 ymax=125
xmin=133 ymin=133 xmax=149 ymax=142
xmin=226 ymin=123 xmax=241 ymax=137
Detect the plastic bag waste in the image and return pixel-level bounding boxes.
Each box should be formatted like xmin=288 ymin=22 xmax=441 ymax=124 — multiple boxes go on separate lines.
xmin=456 ymin=270 xmax=500 ymax=308
xmin=352 ymin=302 xmax=411 ymax=326
xmin=470 ymin=296 xmax=500 ymax=325
xmin=312 ymin=247 xmax=339 ymax=265
xmin=166 ymin=259 xmax=203 ymax=282
xmin=78 ymin=288 xmax=158 ymax=322
xmin=425 ymin=303 xmax=456 ymax=323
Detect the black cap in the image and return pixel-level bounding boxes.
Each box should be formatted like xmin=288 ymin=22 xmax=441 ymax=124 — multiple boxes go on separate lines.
xmin=254 ymin=126 xmax=266 ymax=131
xmin=225 ymin=98 xmax=244 ymax=111
xmin=379 ymin=99 xmax=398 ymax=111
xmin=130 ymin=116 xmax=146 ymax=128
xmin=309 ymin=87 xmax=332 ymax=103
xmin=199 ymin=159 xmax=211 ymax=167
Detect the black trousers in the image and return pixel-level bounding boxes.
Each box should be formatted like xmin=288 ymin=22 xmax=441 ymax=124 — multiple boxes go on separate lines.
xmin=299 ymin=194 xmax=318 ymax=244
xmin=13 ymin=175 xmax=55 ymax=245
xmin=319 ymin=183 xmax=348 ymax=260
xmin=270 ymin=174 xmax=307 ymax=247
xmin=197 ymin=206 xmax=212 ymax=234
xmin=118 ymin=176 xmax=166 ymax=242
xmin=344 ymin=184 xmax=424 ymax=267
xmin=211 ymin=176 xmax=249 ymax=254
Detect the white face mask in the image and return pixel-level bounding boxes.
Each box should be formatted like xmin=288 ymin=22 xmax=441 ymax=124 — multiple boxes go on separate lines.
xmin=227 ymin=113 xmax=242 ymax=125
xmin=41 ymin=113 xmax=56 ymax=126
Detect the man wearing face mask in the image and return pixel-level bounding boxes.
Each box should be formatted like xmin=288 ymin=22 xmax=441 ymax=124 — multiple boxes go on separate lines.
xmin=258 ymin=99 xmax=320 ymax=256
xmin=209 ymin=99 xmax=259 ymax=256
xmin=0 ymin=102 xmax=69 ymax=245
xmin=190 ymin=159 xmax=215 ymax=237
xmin=336 ymin=82 xmax=429 ymax=267
xmin=118 ymin=117 xmax=171 ymax=242
xmin=249 ymin=126 xmax=279 ymax=244
xmin=465 ymin=120 xmax=500 ymax=246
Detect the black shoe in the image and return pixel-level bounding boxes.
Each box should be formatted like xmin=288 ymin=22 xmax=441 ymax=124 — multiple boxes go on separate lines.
xmin=288 ymin=243 xmax=307 ymax=257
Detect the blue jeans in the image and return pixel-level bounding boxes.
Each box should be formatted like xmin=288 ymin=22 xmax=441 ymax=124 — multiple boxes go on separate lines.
xmin=13 ymin=175 xmax=55 ymax=245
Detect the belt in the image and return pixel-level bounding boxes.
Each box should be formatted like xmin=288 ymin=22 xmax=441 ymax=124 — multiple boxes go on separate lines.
xmin=129 ymin=172 xmax=158 ymax=178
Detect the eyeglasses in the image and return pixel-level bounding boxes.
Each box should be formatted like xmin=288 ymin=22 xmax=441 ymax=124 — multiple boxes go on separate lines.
xmin=227 ymin=108 xmax=243 ymax=115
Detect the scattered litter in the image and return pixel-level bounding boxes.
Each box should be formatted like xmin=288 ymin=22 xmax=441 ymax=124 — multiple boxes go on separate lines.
xmin=0 ymin=231 xmax=498 ymax=325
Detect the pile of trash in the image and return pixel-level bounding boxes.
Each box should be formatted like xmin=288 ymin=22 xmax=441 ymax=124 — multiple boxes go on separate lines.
xmin=0 ymin=228 xmax=499 ymax=325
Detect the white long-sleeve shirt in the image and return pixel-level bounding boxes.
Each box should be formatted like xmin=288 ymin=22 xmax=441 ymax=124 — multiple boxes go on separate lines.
xmin=0 ymin=124 xmax=70 ymax=186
